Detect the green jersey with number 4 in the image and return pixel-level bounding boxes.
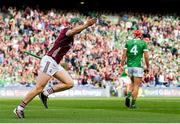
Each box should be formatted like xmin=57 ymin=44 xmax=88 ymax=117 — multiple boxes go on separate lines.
xmin=125 ymin=39 xmax=148 ymax=68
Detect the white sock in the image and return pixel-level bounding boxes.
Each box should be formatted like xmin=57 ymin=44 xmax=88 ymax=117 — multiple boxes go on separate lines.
xmin=43 ymin=90 xmax=50 ymax=97
xmin=17 ymin=105 xmax=24 ymax=111
xmin=43 ymin=87 xmax=54 ymax=96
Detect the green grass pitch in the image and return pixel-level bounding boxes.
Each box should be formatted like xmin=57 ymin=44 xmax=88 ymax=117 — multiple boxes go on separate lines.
xmin=0 ymin=97 xmax=180 ymax=123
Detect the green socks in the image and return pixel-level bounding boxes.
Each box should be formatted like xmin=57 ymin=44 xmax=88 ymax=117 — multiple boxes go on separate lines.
xmin=131 ymin=99 xmax=136 ymax=105
xmin=127 ymin=92 xmax=132 ymax=98
xmin=131 ymin=99 xmax=136 ymax=108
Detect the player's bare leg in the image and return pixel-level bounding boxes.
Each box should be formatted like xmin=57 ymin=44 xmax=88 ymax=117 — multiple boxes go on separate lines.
xmin=131 ymin=77 xmax=142 ymax=108
xmin=52 ymin=71 xmax=74 ymax=92
xmin=39 ymin=70 xmax=74 ymax=108
xmin=126 ymin=83 xmax=133 ymax=97
xmin=14 ymin=72 xmax=51 ymax=118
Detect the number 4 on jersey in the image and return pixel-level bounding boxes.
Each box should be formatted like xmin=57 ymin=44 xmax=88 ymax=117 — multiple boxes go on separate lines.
xmin=130 ymin=45 xmax=138 ymax=55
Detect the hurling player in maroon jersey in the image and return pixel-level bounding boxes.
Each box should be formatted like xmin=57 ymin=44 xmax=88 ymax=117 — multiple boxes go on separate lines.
xmin=14 ymin=17 xmax=96 ymax=118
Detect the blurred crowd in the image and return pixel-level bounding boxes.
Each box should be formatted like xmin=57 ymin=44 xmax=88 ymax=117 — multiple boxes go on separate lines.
xmin=0 ymin=7 xmax=179 ymax=88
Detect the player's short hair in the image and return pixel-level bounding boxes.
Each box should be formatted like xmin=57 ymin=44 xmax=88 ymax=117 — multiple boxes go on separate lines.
xmin=133 ymin=30 xmax=143 ymax=38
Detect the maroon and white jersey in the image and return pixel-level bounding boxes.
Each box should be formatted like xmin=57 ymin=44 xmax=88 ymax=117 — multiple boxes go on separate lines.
xmin=47 ymin=28 xmax=74 ymax=63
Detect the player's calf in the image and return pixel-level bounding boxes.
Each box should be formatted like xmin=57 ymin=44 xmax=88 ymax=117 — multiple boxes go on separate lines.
xmin=34 ymin=85 xmax=45 ymax=94
xmin=66 ymin=82 xmax=74 ymax=89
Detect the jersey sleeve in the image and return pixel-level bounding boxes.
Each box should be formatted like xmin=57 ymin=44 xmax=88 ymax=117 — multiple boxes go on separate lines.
xmin=61 ymin=28 xmax=70 ymax=37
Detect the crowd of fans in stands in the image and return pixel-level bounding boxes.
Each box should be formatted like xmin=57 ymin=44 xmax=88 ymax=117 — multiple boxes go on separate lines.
xmin=0 ymin=7 xmax=179 ymax=88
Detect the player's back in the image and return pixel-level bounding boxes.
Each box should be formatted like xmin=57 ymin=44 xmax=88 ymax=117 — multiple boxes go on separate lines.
xmin=125 ymin=39 xmax=148 ymax=67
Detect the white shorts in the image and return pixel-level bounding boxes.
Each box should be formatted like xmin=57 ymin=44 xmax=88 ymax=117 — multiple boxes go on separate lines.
xmin=128 ymin=67 xmax=144 ymax=77
xmin=40 ymin=55 xmax=65 ymax=76
xmin=120 ymin=76 xmax=132 ymax=85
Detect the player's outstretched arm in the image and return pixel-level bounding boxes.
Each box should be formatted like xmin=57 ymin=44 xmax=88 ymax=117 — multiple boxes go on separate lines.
xmin=66 ymin=18 xmax=96 ymax=37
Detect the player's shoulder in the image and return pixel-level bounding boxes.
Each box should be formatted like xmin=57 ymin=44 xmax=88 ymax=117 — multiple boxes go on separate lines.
xmin=59 ymin=27 xmax=71 ymax=37
xmin=126 ymin=39 xmax=133 ymax=44
xmin=61 ymin=27 xmax=70 ymax=33
xmin=141 ymin=39 xmax=148 ymax=46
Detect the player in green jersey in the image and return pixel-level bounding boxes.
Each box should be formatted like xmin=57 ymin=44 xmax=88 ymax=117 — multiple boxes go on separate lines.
xmin=120 ymin=30 xmax=149 ymax=108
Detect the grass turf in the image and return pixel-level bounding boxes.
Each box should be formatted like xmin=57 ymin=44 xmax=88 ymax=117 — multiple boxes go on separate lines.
xmin=0 ymin=97 xmax=180 ymax=123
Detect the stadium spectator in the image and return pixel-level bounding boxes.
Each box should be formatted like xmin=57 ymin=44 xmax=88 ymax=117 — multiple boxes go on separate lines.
xmin=0 ymin=6 xmax=179 ymax=89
